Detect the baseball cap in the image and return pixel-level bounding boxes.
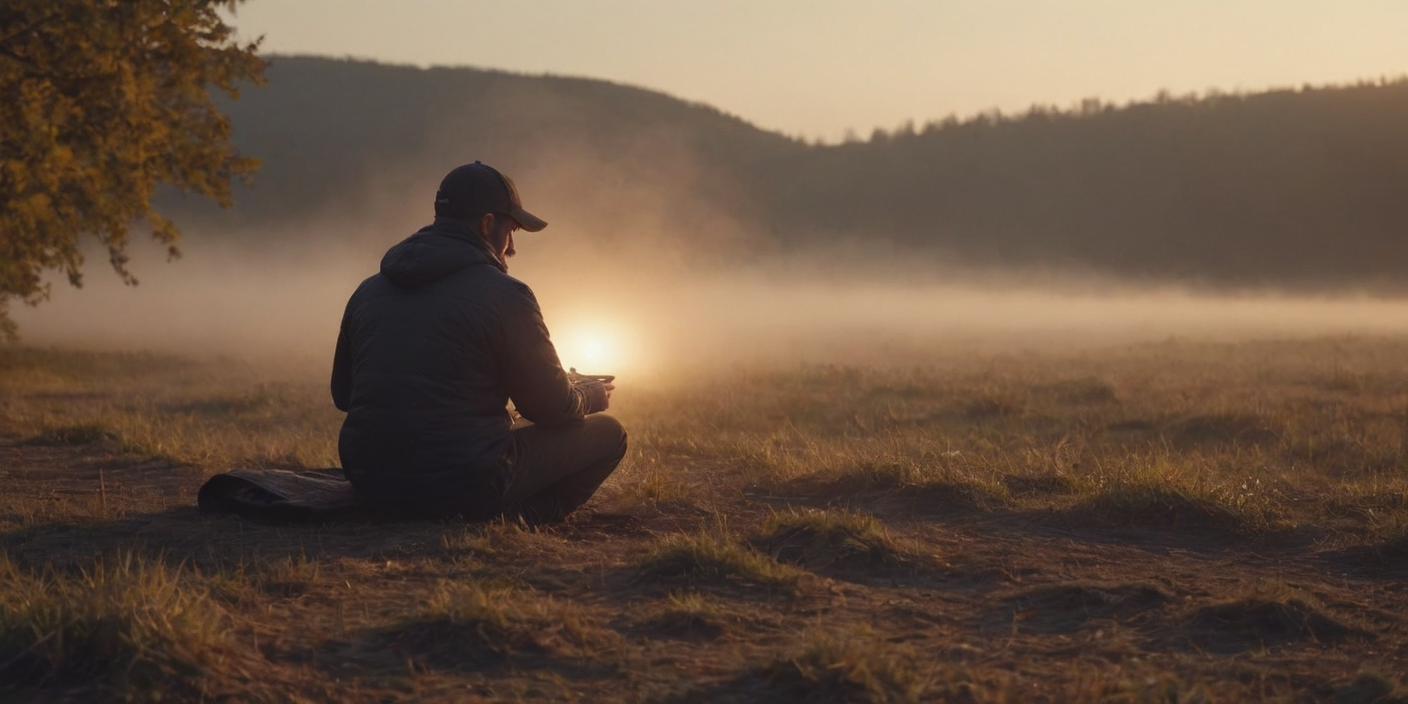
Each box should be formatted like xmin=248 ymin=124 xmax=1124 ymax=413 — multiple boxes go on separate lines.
xmin=433 ymin=161 xmax=548 ymax=232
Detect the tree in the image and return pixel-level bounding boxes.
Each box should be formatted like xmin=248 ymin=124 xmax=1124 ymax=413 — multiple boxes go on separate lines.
xmin=0 ymin=0 xmax=264 ymax=339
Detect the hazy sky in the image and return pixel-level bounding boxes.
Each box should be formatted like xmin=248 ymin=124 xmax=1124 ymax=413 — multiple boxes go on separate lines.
xmin=229 ymin=1 xmax=1407 ymax=141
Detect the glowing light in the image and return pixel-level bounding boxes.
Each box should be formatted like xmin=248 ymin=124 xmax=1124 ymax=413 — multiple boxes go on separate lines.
xmin=557 ymin=322 xmax=633 ymax=375
xmin=580 ymin=337 xmax=610 ymax=367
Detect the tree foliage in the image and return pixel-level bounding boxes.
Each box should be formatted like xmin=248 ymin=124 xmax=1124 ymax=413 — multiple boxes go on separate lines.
xmin=0 ymin=0 xmax=263 ymax=339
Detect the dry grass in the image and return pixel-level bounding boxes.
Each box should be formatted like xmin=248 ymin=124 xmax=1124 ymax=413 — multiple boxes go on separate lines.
xmin=0 ymin=553 xmax=278 ymax=703
xmin=378 ymin=580 xmax=622 ymax=665
xmin=756 ymin=635 xmax=935 ymax=704
xmin=5 ymin=337 xmax=1408 ymax=701
xmin=756 ymin=508 xmax=922 ymax=572
xmin=996 ymin=581 xmax=1174 ymax=634
xmin=639 ymin=529 xmax=801 ymax=588
xmin=1176 ymin=581 xmax=1376 ymax=654
xmin=0 ymin=347 xmax=339 ymax=469
xmin=646 ymin=590 xmax=725 ymax=639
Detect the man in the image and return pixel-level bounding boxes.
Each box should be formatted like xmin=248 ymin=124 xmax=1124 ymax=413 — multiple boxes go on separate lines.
xmin=331 ymin=161 xmax=627 ymax=523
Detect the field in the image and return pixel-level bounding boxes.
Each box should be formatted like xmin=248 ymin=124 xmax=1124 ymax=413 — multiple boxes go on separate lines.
xmin=1 ymin=337 xmax=1407 ymax=703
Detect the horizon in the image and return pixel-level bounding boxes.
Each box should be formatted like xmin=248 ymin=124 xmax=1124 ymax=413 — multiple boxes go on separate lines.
xmin=256 ymin=51 xmax=1408 ymax=144
xmin=226 ymin=0 xmax=1408 ymax=142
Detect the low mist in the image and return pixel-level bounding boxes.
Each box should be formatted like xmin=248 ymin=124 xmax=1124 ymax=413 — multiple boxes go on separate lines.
xmin=55 ymin=56 xmax=1406 ymax=380
xmin=19 ymin=110 xmax=1408 ymax=379
xmin=16 ymin=223 xmax=1408 ymax=384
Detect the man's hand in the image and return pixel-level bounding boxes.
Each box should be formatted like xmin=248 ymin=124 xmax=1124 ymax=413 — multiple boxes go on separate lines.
xmin=568 ymin=369 xmax=615 ymax=384
xmin=568 ymin=370 xmax=614 ymax=414
xmin=573 ymin=378 xmax=613 ymax=413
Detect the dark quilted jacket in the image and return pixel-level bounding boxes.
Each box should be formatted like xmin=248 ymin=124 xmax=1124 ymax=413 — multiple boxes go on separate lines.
xmin=331 ymin=218 xmax=594 ymax=506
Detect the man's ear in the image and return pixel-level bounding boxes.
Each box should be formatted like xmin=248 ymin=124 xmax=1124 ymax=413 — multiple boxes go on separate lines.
xmin=477 ymin=213 xmax=495 ymax=237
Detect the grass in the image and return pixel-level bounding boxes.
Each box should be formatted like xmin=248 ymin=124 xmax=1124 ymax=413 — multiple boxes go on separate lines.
xmin=757 ymin=635 xmax=934 ymax=704
xmin=639 ymin=530 xmax=801 ymax=587
xmin=0 ymin=553 xmax=256 ymax=702
xmin=647 ymin=590 xmax=725 ymax=638
xmin=756 ymin=508 xmax=919 ymax=571
xmin=379 ymin=580 xmax=621 ymax=665
xmin=5 ymin=337 xmax=1408 ymax=701
xmin=1336 ymin=672 xmax=1408 ymax=704
xmin=997 ymin=581 xmax=1174 ymax=634
xmin=0 ymin=348 xmax=339 ymax=468
xmin=1178 ymin=582 xmax=1375 ymax=654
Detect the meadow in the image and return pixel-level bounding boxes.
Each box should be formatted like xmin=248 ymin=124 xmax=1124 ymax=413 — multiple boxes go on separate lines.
xmin=1 ymin=336 xmax=1406 ymax=703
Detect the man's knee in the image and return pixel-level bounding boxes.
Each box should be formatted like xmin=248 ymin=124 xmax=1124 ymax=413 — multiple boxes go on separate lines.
xmin=585 ymin=414 xmax=628 ymax=460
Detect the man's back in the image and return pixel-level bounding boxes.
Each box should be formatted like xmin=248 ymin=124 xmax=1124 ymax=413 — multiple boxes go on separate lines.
xmin=332 ymin=218 xmax=587 ymax=507
xmin=331 ymin=161 xmax=625 ymax=524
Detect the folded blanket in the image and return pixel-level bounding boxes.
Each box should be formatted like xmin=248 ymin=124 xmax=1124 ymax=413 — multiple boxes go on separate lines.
xmin=197 ymin=468 xmax=363 ymax=522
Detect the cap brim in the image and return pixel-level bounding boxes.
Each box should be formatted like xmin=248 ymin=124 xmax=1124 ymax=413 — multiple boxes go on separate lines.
xmin=511 ymin=207 xmax=548 ymax=232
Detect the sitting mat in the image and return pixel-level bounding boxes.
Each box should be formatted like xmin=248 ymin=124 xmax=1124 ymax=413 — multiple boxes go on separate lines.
xmin=198 ymin=468 xmax=362 ymax=522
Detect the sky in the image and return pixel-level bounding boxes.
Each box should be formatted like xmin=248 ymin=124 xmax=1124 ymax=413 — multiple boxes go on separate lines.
xmin=232 ymin=1 xmax=1406 ymax=142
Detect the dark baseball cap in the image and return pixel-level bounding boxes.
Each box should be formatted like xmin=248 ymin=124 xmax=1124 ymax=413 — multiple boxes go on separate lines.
xmin=433 ymin=161 xmax=548 ymax=232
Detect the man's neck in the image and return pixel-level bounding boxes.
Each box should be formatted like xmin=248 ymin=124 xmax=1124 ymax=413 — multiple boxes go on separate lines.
xmin=431 ymin=217 xmax=508 ymax=272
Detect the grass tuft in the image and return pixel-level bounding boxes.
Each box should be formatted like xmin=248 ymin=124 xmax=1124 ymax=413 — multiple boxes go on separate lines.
xmin=910 ymin=480 xmax=1009 ymax=514
xmin=1182 ymin=587 xmax=1373 ymax=653
xmin=997 ymin=582 xmax=1173 ymax=634
xmin=441 ymin=517 xmax=567 ymax=558
xmin=640 ymin=532 xmax=800 ymax=587
xmin=209 ymin=554 xmax=321 ymax=605
xmin=1070 ymin=481 xmax=1249 ymax=533
xmin=646 ymin=590 xmax=725 ymax=639
xmin=757 ymin=509 xmax=914 ymax=572
xmin=827 ymin=457 xmax=934 ymax=491
xmin=0 ymin=553 xmax=246 ymax=702
xmin=378 ymin=581 xmax=618 ymax=667
xmin=25 ymin=423 xmax=120 ymax=447
xmin=1001 ymin=472 xmax=1079 ymax=496
xmin=761 ymin=636 xmax=932 ymax=704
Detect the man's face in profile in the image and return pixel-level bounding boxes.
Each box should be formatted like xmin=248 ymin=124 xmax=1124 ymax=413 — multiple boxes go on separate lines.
xmin=486 ymin=213 xmax=520 ymax=262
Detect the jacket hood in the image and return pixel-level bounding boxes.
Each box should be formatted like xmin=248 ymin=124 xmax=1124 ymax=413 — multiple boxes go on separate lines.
xmin=380 ymin=218 xmax=505 ymax=287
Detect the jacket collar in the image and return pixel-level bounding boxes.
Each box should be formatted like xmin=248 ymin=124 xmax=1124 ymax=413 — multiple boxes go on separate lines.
xmin=427 ymin=217 xmax=507 ymax=272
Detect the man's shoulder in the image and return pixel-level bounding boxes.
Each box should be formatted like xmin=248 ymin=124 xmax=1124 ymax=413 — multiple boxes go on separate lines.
xmin=347 ymin=272 xmax=389 ymax=299
xmin=344 ymin=265 xmax=537 ymax=314
xmin=454 ymin=266 xmax=536 ymax=299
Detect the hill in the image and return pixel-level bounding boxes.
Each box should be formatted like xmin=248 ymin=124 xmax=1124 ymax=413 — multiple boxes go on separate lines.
xmin=771 ymin=84 xmax=1408 ymax=287
xmin=171 ymin=55 xmax=801 ymax=255
xmin=172 ymin=56 xmax=1408 ymax=288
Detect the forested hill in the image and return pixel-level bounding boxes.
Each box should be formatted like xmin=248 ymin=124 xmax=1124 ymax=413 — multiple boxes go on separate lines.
xmin=771 ymin=84 xmax=1408 ymax=287
xmin=180 ymin=56 xmax=1408 ymax=288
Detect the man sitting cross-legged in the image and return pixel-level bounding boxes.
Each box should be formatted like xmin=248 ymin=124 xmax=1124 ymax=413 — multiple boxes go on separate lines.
xmin=331 ymin=161 xmax=627 ymax=523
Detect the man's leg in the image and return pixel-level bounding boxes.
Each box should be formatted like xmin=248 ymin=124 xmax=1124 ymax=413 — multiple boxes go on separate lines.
xmin=501 ymin=414 xmax=627 ymax=524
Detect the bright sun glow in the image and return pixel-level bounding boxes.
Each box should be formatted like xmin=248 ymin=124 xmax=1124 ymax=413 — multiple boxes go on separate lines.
xmin=555 ymin=320 xmax=639 ymax=376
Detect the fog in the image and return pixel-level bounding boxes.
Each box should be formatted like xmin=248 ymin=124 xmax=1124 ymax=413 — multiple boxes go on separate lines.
xmin=21 ymin=57 xmax=1408 ymax=386
xmin=18 ymin=129 xmax=1408 ymax=378
xmin=16 ymin=224 xmax=1408 ymax=383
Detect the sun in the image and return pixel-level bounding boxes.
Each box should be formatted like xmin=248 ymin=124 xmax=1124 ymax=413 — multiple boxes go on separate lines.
xmin=577 ymin=336 xmax=612 ymax=369
xmin=556 ymin=322 xmax=633 ymax=375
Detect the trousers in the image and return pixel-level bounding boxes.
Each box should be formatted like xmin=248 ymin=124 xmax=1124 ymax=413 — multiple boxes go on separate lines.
xmin=497 ymin=414 xmax=628 ymax=524
xmin=360 ymin=414 xmax=626 ymax=522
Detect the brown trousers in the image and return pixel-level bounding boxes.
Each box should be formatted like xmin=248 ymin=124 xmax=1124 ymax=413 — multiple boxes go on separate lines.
xmin=366 ymin=414 xmax=627 ymax=523
xmin=496 ymin=414 xmax=628 ymax=524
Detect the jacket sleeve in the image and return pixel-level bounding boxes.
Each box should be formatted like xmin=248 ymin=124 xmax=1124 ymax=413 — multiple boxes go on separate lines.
xmin=493 ymin=282 xmax=592 ymax=427
xmin=331 ymin=318 xmax=353 ymax=412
